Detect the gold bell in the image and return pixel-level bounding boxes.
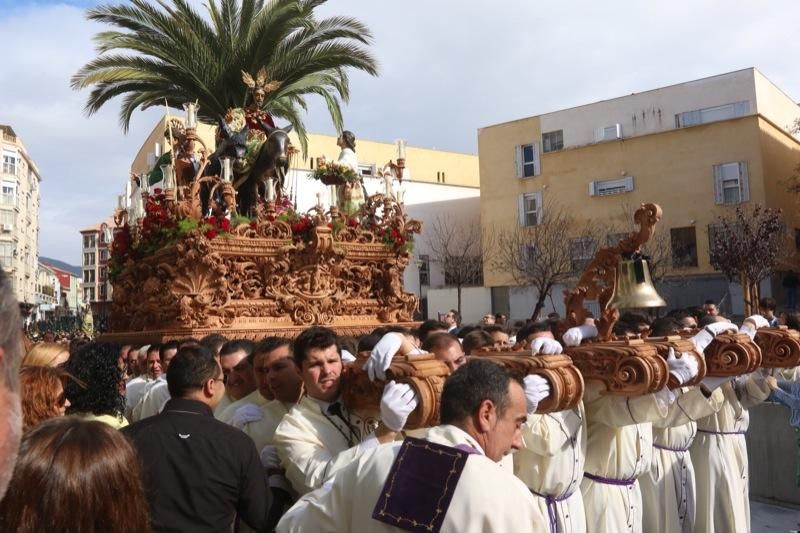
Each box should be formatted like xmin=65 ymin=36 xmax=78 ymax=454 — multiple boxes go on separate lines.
xmin=607 ymin=257 xmax=667 ymax=310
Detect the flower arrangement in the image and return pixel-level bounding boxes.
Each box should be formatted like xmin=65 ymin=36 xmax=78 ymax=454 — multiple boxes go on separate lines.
xmin=370 ymin=219 xmax=414 ymax=253
xmin=311 ymin=161 xmax=360 ymax=186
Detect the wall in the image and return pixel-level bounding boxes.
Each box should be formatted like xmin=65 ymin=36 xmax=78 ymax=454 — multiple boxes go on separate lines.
xmin=425 ymin=286 xmax=492 ymax=325
xmin=746 ymin=402 xmax=800 ymax=507
xmin=753 ymin=69 xmax=800 ymax=134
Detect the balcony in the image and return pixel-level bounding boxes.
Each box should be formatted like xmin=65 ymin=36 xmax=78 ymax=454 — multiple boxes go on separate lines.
xmin=2 ymin=133 xmax=16 ymax=143
xmin=0 ymin=193 xmax=16 ymax=207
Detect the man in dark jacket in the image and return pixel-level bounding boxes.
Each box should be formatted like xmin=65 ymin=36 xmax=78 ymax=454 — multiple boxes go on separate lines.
xmin=124 ymin=344 xmax=271 ymax=532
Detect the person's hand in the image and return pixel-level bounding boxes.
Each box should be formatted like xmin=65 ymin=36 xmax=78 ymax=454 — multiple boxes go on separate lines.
xmin=231 ymin=404 xmax=263 ymax=429
xmin=766 ymin=375 xmax=779 ymax=390
xmin=666 ymin=348 xmax=699 ymax=385
xmin=523 ymin=374 xmax=551 ymax=414
xmin=531 ymin=337 xmax=563 ymax=355
xmin=562 ymin=324 xmax=599 ymax=347
xmin=739 ymin=315 xmax=770 ymax=340
xmin=690 ymin=321 xmax=738 ymax=353
xmin=365 ymin=333 xmax=403 ymax=381
xmin=260 ymin=445 xmax=282 ymax=472
xmin=380 ymin=380 xmax=419 ymax=432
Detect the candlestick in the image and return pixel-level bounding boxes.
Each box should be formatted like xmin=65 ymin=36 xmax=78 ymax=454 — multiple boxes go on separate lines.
xmin=383 ymin=174 xmax=393 ymax=197
xmin=160 ymin=163 xmax=175 ymax=189
xmin=266 ymin=178 xmax=275 ymax=201
xmin=117 ymin=194 xmax=124 ymax=209
xmin=316 ymin=192 xmax=322 ymax=207
xmin=221 ymin=158 xmax=232 ymax=182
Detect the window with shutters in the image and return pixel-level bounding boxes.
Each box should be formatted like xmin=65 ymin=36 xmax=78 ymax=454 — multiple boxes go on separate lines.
xmin=542 ymin=130 xmax=563 ymax=153
xmin=2 ymin=155 xmax=16 ymax=176
xmin=515 ymin=143 xmax=540 ymax=178
xmin=589 ymin=176 xmax=634 ymax=197
xmin=675 ymin=101 xmax=750 ymax=128
xmin=670 ymin=227 xmax=698 ymax=267
xmin=0 ymin=242 xmax=12 ymax=268
xmin=713 ymin=161 xmax=749 ymax=205
xmin=518 ymin=192 xmax=543 ymax=226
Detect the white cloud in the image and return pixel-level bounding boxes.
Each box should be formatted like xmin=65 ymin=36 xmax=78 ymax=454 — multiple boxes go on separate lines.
xmin=4 ymin=0 xmax=800 ymax=264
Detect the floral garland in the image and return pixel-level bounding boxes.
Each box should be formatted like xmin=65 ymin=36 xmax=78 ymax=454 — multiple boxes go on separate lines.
xmin=311 ymin=161 xmax=360 ymax=184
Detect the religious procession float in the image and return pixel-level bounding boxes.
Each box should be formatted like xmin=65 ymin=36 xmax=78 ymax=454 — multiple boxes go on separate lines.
xmin=101 ymin=74 xmax=800 ymax=420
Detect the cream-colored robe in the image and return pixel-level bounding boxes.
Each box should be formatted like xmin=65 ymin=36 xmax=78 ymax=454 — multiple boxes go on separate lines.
xmin=689 ymin=374 xmax=770 ymax=533
xmin=273 ymin=395 xmax=380 ymax=495
xmin=213 ymin=391 xmax=234 ymax=417
xmin=131 ymin=376 xmax=169 ymax=421
xmin=216 ymin=389 xmax=269 ymax=424
xmin=124 ymin=375 xmax=152 ymax=421
xmin=240 ymin=399 xmax=292 ymax=451
xmin=640 ymin=386 xmax=724 ymax=533
xmin=276 ymin=425 xmax=549 ymax=533
xmin=581 ymin=383 xmax=668 ymax=533
xmin=514 ymin=403 xmax=587 ymax=533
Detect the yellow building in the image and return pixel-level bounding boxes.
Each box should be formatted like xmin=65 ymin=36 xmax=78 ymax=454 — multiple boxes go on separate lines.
xmin=479 ymin=68 xmax=800 ymax=317
xmin=0 ymin=124 xmax=41 ymax=310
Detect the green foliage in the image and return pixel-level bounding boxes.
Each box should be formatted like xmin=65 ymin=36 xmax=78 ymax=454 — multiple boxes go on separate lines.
xmin=71 ymin=0 xmax=379 ymax=154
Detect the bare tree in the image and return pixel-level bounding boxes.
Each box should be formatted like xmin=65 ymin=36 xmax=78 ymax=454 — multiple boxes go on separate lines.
xmin=490 ymin=203 xmax=597 ymax=321
xmin=425 ymin=215 xmax=485 ymax=317
xmin=709 ymin=205 xmax=786 ymax=315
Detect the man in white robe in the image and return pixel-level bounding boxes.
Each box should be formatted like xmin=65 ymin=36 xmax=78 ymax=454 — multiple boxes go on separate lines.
xmin=130 ymin=341 xmax=178 ymax=421
xmin=276 ymin=359 xmax=548 ymax=533
xmin=273 ymin=327 xmax=419 ymax=495
xmin=214 ymin=340 xmax=262 ymax=423
xmin=125 ymin=344 xmax=156 ymax=420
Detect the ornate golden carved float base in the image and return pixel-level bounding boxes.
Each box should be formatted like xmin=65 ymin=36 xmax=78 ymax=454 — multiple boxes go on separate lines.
xmin=645 ymin=336 xmax=706 ymax=388
xmin=755 ymin=327 xmax=800 ymax=368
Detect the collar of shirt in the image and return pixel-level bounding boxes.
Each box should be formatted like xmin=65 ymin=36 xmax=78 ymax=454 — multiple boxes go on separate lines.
xmin=162 ymin=398 xmax=214 ymax=417
xmin=424 ymin=424 xmax=486 ymax=456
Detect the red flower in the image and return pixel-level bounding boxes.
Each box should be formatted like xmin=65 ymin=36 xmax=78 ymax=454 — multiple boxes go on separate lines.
xmin=206 ymin=216 xmax=218 ymax=226
xmin=250 ymin=221 xmax=258 ymax=229
xmin=153 ymin=188 xmax=163 ymax=195
xmin=205 ymin=228 xmax=218 ymax=239
xmin=348 ymin=217 xmax=358 ymax=227
xmin=220 ymin=218 xmax=231 ymax=231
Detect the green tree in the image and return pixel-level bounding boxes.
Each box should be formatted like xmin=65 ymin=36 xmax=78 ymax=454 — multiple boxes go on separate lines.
xmin=71 ymin=0 xmax=378 ymax=153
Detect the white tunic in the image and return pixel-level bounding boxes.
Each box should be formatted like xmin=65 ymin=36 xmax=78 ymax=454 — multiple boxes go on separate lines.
xmin=689 ymin=374 xmax=770 ymax=533
xmin=276 ymin=425 xmax=549 ymax=533
xmin=639 ymin=386 xmax=723 ymax=533
xmin=273 ymin=395 xmax=380 ymax=495
xmin=337 ymin=147 xmax=358 ymax=172
xmin=240 ymin=399 xmax=292 ymax=451
xmin=131 ymin=376 xmax=170 ymax=421
xmin=514 ymin=403 xmax=587 ymax=533
xmin=124 ymin=375 xmax=152 ymax=421
xmin=216 ymin=389 xmax=268 ymax=424
xmin=581 ymin=383 xmax=668 ymax=533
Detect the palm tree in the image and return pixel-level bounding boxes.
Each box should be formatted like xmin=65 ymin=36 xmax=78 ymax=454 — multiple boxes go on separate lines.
xmin=71 ymin=0 xmax=378 ymax=153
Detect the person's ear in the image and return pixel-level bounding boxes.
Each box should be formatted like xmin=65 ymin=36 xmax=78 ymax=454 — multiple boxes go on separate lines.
xmin=475 ymin=399 xmax=496 ymax=433
xmin=202 ymin=378 xmax=216 ymax=398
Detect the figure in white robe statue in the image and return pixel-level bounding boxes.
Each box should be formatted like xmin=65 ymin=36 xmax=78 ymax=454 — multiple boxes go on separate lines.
xmin=334 ymin=130 xmax=365 ymax=214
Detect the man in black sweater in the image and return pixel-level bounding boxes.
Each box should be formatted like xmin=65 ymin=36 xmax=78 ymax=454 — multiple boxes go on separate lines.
xmin=124 ymin=344 xmax=271 ymax=532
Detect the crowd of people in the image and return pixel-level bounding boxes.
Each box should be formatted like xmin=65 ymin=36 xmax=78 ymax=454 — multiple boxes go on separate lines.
xmin=0 ymin=261 xmax=799 ymax=532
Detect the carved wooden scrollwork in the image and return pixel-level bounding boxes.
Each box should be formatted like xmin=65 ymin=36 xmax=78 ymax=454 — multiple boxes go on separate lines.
xmin=645 ymin=336 xmax=706 ymax=388
xmin=702 ymin=333 xmax=762 ymax=376
xmin=754 ymin=327 xmax=800 ymax=368
xmin=563 ymin=339 xmax=669 ymax=396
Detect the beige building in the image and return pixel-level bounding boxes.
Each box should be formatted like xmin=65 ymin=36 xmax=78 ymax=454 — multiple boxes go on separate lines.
xmin=79 ymin=217 xmax=115 ymax=308
xmin=479 ymin=68 xmax=800 ymax=318
xmin=0 ymin=124 xmax=41 ymax=312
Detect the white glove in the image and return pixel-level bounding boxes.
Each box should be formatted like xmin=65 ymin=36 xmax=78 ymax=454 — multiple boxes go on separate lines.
xmin=690 ymin=322 xmax=738 ymax=353
xmin=260 ymin=445 xmax=282 ymax=471
xmin=365 ymin=333 xmax=403 ymax=382
xmin=341 ymin=349 xmax=356 ymax=363
xmin=666 ymin=348 xmax=699 ymax=385
xmin=380 ymin=380 xmax=419 ymax=431
xmin=231 ymin=404 xmax=263 ymax=429
xmin=562 ymin=324 xmax=598 ymax=347
xmin=523 ymin=374 xmax=551 ymax=414
xmin=531 ymin=337 xmax=563 ymax=355
xmin=739 ymin=315 xmax=770 ymax=340
xmin=701 ymin=375 xmax=731 ymax=391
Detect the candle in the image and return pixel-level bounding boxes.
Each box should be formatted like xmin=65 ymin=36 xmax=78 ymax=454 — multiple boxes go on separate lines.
xmin=396 ymin=139 xmax=406 ymax=159
xmin=384 ymin=174 xmax=393 ymax=197
xmin=154 ymin=142 xmax=162 ymax=158
xmin=221 ymin=158 xmax=232 ymax=182
xmin=183 ymin=102 xmax=198 ymax=129
xmin=316 ymin=192 xmax=322 ymax=207
xmin=329 ymin=185 xmax=337 ymax=208
xmin=267 ymin=178 xmax=275 ymax=201
xmin=117 ymin=195 xmax=123 ymax=209
xmin=160 ymin=163 xmax=175 ymax=189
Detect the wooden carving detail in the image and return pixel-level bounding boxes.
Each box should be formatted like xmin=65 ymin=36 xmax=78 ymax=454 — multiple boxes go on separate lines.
xmin=472 ymin=348 xmax=584 ymax=413
xmin=563 ymin=339 xmax=669 ymax=396
xmin=754 ymin=327 xmax=800 ymax=368
xmin=109 ymin=194 xmax=422 ymax=339
xmin=341 ymin=353 xmax=450 ymax=430
xmin=645 ymin=336 xmax=706 ymax=388
xmin=561 ymin=203 xmax=662 ymax=340
xmin=702 ymin=333 xmax=762 ymax=376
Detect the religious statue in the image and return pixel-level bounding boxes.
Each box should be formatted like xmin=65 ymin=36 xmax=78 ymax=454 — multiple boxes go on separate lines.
xmin=334 ymin=131 xmax=365 ymax=214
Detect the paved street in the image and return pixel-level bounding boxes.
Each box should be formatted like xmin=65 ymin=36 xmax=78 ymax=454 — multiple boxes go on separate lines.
xmin=752 ymin=500 xmax=800 ymax=532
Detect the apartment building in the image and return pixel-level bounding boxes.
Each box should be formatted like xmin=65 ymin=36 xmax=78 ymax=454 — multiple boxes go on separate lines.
xmin=79 ymin=217 xmax=114 ymax=308
xmin=478 ymin=68 xmax=800 ymax=318
xmin=0 ymin=124 xmax=41 ymax=312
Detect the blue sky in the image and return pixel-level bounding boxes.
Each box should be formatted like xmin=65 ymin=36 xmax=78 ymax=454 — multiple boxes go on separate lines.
xmin=3 ymin=0 xmax=800 ymax=265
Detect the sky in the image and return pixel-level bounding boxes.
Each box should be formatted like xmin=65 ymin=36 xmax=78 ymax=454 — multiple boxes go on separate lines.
xmin=3 ymin=0 xmax=800 ymax=264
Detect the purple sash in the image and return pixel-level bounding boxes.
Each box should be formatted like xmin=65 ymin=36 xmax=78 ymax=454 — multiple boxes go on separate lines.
xmin=583 ymin=472 xmax=636 ymax=486
xmin=653 ymin=443 xmax=689 ymax=453
xmin=696 ymin=429 xmax=745 ymax=436
xmin=372 ymin=436 xmax=474 ymax=533
xmin=531 ymin=489 xmax=572 ymax=533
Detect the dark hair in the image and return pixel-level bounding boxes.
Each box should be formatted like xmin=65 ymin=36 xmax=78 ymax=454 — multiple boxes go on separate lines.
xmin=68 ymin=337 xmax=89 ymax=356
xmin=649 ymin=317 xmax=680 ymax=337
xmin=462 ymin=330 xmax=495 ymax=355
xmin=166 ymin=345 xmax=219 ymax=398
xmin=759 ymin=297 xmax=776 ymax=312
xmin=159 ymin=340 xmax=180 ymax=361
xmin=440 ymin=360 xmax=523 ymax=425
xmin=619 ymin=312 xmax=651 ymax=326
xmin=422 ymin=332 xmax=460 ymax=353
xmin=200 ymin=333 xmax=229 ymax=354
xmin=251 ymin=337 xmax=291 ymax=364
xmin=417 ymin=320 xmax=449 ymax=342
xmin=612 ymin=321 xmax=637 ymax=336
xmin=704 ymin=299 xmax=716 ymax=306
xmin=784 ymin=311 xmax=800 ymax=330
xmin=340 ymin=130 xmax=356 ymax=152
xmin=177 ymin=337 xmax=201 ymax=348
xmin=455 ymin=324 xmax=478 ymax=340
xmin=698 ymin=314 xmax=719 ymax=328
xmin=357 ymin=333 xmax=382 ymax=353
xmin=64 ymin=343 xmax=125 ymax=419
xmin=338 ymin=335 xmax=358 ymax=357
xmin=449 ymin=309 xmax=461 ymax=324
xmin=146 ymin=344 xmax=161 ymax=355
xmin=219 ymin=339 xmax=255 ymax=363
xmin=0 ymin=417 xmax=151 ymax=532
xmin=482 ymin=325 xmax=508 ymax=336
xmin=516 ymin=321 xmax=551 ymax=343
xmin=293 ymin=327 xmax=339 ymax=366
